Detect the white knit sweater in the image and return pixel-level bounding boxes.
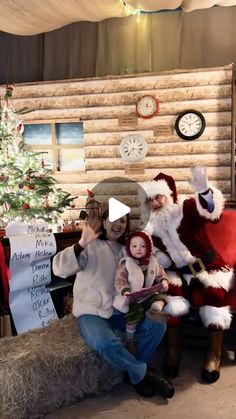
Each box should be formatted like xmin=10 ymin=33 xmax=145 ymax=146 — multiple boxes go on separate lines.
xmin=52 ymin=239 xmax=124 ymax=318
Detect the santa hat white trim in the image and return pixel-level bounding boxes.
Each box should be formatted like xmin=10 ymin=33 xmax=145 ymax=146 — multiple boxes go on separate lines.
xmin=140 ymin=180 xmax=174 ymax=204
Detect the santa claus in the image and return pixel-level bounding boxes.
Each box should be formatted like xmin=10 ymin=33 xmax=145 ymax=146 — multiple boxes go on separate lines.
xmin=140 ymin=166 xmax=234 ymax=383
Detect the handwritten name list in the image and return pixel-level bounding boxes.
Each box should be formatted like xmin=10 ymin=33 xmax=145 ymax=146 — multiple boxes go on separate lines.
xmin=9 ymin=233 xmax=58 ymax=334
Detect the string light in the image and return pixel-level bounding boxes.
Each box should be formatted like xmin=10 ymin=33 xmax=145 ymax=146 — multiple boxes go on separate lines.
xmin=121 ymin=1 xmax=141 ymax=16
xmin=121 ymin=1 xmax=181 ymax=15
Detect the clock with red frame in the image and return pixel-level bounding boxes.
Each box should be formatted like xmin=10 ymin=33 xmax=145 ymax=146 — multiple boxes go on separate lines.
xmin=136 ymin=94 xmax=159 ymax=119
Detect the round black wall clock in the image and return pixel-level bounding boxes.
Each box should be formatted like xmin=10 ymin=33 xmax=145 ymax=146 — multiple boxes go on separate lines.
xmin=175 ymin=110 xmax=206 ymax=140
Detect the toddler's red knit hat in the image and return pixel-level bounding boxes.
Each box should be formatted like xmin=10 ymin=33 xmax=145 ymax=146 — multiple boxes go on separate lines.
xmin=126 ymin=230 xmax=153 ymax=262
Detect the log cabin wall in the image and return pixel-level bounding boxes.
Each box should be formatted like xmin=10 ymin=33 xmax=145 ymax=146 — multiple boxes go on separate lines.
xmin=0 ymin=64 xmax=234 ymax=230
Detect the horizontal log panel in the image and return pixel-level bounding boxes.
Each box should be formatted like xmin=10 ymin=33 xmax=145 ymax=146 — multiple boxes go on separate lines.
xmin=175 ymin=180 xmax=231 ymax=193
xmin=83 ymin=167 xmax=231 ymax=182
xmin=148 ymin=140 xmax=231 ymax=156
xmin=85 ymin=131 xmax=154 ymax=146
xmin=153 ymin=126 xmax=232 ymax=143
xmin=85 ymin=126 xmax=232 ymax=146
xmin=22 ymin=113 xmax=231 ymax=130
xmin=11 ymin=84 xmax=231 ymax=110
xmin=85 ymin=140 xmax=231 ymax=159
xmin=53 ymin=166 xmax=231 ymax=184
xmin=1 ymin=65 xmax=232 ymax=98
xmin=82 ymin=113 xmax=231 ymax=133
xmin=130 ymin=220 xmax=142 ymax=231
xmin=61 ymin=183 xmax=140 ymax=196
xmin=86 ymin=154 xmax=231 ymax=170
xmin=60 ymin=180 xmax=231 ymax=196
xmin=22 ymin=99 xmax=231 ymax=122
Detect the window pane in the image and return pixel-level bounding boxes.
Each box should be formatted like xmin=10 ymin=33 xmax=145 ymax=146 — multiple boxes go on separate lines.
xmin=56 ymin=122 xmax=84 ymax=145
xmin=23 ymin=124 xmax=51 ymax=145
xmin=58 ymin=149 xmax=85 ymax=171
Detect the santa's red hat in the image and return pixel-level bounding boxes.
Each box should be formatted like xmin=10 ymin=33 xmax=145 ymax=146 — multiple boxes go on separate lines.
xmin=140 ymin=172 xmax=177 ymax=204
xmin=126 ymin=230 xmax=153 ymax=264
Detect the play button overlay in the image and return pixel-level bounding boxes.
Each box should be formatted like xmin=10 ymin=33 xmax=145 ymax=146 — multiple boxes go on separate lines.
xmin=86 ymin=176 xmax=151 ymax=232
xmin=108 ymin=197 xmax=131 ymax=222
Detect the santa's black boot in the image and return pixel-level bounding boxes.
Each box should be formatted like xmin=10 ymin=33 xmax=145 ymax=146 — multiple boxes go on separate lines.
xmin=163 ymin=325 xmax=181 ymax=378
xmin=201 ymin=329 xmax=224 ymax=384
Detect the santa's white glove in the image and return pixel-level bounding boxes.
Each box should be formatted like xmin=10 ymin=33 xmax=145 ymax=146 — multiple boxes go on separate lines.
xmin=188 ymin=166 xmax=208 ymax=193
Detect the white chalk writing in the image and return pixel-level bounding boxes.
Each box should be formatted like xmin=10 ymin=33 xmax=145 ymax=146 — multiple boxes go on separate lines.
xmin=8 ymin=233 xmax=57 ymax=334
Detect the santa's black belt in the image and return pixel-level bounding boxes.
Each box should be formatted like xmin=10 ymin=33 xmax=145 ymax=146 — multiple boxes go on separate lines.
xmin=179 ymin=249 xmax=216 ymax=277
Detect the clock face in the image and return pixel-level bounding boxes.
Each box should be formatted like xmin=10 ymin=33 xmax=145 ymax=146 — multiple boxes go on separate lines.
xmin=136 ymin=95 xmax=159 ymax=119
xmin=120 ymin=134 xmax=148 ymax=162
xmin=175 ymin=110 xmax=206 ymax=140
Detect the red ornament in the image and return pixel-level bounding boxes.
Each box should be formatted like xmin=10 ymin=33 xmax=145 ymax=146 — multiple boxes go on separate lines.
xmin=87 ymin=189 xmax=94 ymax=197
xmin=0 ymin=175 xmax=8 ymax=181
xmin=27 ymin=183 xmax=35 ymax=190
xmin=22 ymin=203 xmax=30 ymax=209
xmin=16 ymin=122 xmax=24 ymax=135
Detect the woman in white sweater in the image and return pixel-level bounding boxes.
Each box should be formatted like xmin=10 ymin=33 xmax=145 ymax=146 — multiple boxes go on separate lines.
xmin=53 ymin=209 xmax=174 ymax=399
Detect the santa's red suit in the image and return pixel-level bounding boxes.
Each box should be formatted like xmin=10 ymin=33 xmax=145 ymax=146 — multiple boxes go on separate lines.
xmin=140 ymin=167 xmax=235 ymax=383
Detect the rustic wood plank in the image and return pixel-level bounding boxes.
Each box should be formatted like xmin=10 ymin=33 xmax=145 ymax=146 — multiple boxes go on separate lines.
xmin=21 ymin=98 xmax=231 ymax=121
xmin=84 ymin=140 xmax=231 ymax=159
xmin=1 ymin=65 xmax=232 ymax=98
xmin=53 ymin=166 xmax=230 ymax=184
xmin=61 ymin=180 xmax=231 ymax=195
xmin=85 ymin=126 xmax=232 ymax=146
xmin=82 ymin=113 xmax=231 ymax=133
xmin=10 ymin=84 xmax=231 ymax=110
xmin=86 ymin=154 xmax=231 ymax=170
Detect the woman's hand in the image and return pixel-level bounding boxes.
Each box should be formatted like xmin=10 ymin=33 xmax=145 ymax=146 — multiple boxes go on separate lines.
xmin=78 ymin=221 xmax=99 ymax=248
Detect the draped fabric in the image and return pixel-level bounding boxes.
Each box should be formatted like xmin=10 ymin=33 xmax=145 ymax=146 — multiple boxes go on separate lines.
xmin=0 ymin=4 xmax=236 ymax=84
xmin=0 ymin=0 xmax=235 ymax=36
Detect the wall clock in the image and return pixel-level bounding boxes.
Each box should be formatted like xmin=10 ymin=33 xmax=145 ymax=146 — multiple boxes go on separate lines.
xmin=175 ymin=110 xmax=206 ymax=140
xmin=120 ymin=134 xmax=148 ymax=162
xmin=136 ymin=95 xmax=159 ymax=119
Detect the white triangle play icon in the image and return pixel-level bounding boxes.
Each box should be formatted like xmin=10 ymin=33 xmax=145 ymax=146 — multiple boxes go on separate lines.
xmin=108 ymin=197 xmax=131 ymax=222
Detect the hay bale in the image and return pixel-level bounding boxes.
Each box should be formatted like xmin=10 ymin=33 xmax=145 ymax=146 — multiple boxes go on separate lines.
xmin=0 ymin=315 xmax=122 ymax=419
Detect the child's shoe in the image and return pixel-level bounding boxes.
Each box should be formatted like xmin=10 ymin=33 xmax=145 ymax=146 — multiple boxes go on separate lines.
xmin=146 ymin=308 xmax=168 ymax=323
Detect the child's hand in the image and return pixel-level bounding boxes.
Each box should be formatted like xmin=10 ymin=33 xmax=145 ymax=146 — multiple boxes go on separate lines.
xmin=160 ymin=279 xmax=169 ymax=292
xmin=123 ymin=291 xmax=131 ymax=299
xmin=78 ymin=221 xmax=99 ymax=248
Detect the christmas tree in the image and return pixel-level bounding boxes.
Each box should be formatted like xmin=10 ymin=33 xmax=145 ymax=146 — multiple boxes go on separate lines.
xmin=0 ymin=85 xmax=75 ymax=224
